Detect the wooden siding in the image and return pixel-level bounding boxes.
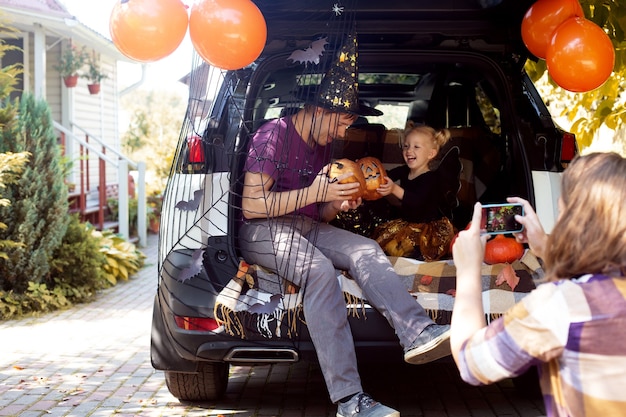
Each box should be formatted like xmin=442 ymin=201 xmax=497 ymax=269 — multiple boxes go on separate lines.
xmin=72 ymin=57 xmax=120 ymax=186
xmin=42 ymin=40 xmax=122 ymax=188
xmin=44 ymin=36 xmax=63 ymax=123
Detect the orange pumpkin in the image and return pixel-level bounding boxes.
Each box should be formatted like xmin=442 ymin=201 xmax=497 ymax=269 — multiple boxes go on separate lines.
xmin=328 ymin=158 xmax=365 ymax=200
xmin=484 ymin=234 xmax=524 ymax=265
xmin=356 ymin=156 xmax=387 ymax=200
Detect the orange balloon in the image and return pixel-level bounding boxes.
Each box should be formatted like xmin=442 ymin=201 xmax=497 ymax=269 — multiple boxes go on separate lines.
xmin=189 ymin=0 xmax=267 ymax=70
xmin=521 ymin=0 xmax=583 ymax=59
xmin=110 ymin=0 xmax=189 ymax=63
xmin=546 ymin=17 xmax=615 ymax=92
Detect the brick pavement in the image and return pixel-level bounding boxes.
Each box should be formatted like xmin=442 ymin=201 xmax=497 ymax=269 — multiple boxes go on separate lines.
xmin=0 ymin=233 xmax=546 ymax=417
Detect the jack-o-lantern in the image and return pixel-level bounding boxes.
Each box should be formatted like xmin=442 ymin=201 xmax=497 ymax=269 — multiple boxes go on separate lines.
xmin=328 ymin=158 xmax=365 ymax=200
xmin=357 ymin=156 xmax=387 ymax=200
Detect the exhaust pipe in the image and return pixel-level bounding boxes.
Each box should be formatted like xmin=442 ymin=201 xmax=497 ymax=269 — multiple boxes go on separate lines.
xmin=223 ymin=347 xmax=299 ymax=363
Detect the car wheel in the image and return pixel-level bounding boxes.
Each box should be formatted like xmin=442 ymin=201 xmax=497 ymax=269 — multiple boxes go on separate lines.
xmin=164 ymin=361 xmax=229 ymax=401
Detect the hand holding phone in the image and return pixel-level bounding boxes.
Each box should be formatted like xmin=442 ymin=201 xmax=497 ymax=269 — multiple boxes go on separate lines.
xmin=480 ymin=203 xmax=524 ymax=235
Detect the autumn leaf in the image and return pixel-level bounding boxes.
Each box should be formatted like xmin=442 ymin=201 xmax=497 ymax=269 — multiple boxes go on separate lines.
xmin=420 ymin=275 xmax=433 ymax=285
xmin=495 ymin=263 xmax=520 ymax=291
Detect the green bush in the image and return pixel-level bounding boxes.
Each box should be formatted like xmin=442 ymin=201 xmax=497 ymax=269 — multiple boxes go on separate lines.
xmin=0 ymin=94 xmax=69 ymax=292
xmin=0 ymin=215 xmax=104 ymax=319
xmin=0 ymin=216 xmax=147 ymax=320
xmin=49 ymin=214 xmax=108 ymax=292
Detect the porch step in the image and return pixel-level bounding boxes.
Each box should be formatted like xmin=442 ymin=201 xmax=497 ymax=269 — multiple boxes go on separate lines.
xmin=102 ymin=220 xmax=119 ymax=232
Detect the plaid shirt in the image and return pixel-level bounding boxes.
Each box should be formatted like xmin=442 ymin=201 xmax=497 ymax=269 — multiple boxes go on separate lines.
xmin=458 ymin=273 xmax=626 ymax=417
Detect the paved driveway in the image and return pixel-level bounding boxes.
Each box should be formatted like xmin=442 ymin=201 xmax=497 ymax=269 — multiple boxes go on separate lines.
xmin=0 ymin=233 xmax=546 ymax=417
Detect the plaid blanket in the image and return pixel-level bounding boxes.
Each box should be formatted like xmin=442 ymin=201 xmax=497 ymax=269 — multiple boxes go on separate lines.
xmin=214 ymin=252 xmax=545 ymax=339
xmin=374 ymin=252 xmax=542 ymax=324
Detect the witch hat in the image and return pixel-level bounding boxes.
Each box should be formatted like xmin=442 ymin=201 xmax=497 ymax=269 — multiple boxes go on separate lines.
xmin=316 ymin=30 xmax=382 ymax=117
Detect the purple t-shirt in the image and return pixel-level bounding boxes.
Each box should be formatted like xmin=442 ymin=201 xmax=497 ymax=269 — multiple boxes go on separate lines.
xmin=245 ymin=117 xmax=329 ymax=220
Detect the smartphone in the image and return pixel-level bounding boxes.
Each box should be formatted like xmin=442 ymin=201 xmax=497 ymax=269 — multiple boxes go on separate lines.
xmin=481 ymin=203 xmax=524 ymax=235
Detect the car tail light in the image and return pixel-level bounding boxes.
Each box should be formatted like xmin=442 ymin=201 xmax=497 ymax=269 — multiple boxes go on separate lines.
xmin=174 ymin=315 xmax=220 ymax=331
xmin=187 ymin=135 xmax=205 ymax=163
xmin=560 ymin=131 xmax=577 ymax=163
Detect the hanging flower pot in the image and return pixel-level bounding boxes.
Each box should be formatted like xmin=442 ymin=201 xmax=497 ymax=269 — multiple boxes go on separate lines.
xmin=87 ymin=83 xmax=101 ymax=95
xmin=82 ymin=52 xmax=108 ymax=95
xmin=56 ymin=42 xmax=88 ymax=86
xmin=63 ymin=74 xmax=79 ymax=88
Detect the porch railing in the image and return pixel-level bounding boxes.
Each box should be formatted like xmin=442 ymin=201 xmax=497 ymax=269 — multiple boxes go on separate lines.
xmin=54 ymin=121 xmax=147 ymax=247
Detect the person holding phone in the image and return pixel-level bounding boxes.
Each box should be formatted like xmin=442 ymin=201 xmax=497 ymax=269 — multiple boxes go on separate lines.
xmin=450 ymin=152 xmax=626 ymax=416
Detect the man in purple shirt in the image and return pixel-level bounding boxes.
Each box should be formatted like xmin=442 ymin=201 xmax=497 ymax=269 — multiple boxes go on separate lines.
xmin=240 ymin=103 xmax=451 ymax=417
xmin=238 ymin=32 xmax=450 ymax=417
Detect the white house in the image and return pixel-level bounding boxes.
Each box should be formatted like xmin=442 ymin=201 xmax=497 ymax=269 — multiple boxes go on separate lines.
xmin=0 ymin=0 xmax=147 ymax=245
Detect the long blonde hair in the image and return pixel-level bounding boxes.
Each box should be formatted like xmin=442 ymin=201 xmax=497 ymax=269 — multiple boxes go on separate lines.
xmin=403 ymin=125 xmax=451 ymax=169
xmin=545 ymin=152 xmax=626 ymax=280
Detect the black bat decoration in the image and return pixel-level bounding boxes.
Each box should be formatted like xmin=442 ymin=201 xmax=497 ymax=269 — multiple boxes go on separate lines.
xmin=178 ymin=248 xmax=204 ymax=282
xmin=288 ymin=38 xmax=329 ymax=66
xmin=175 ymin=189 xmax=203 ymax=211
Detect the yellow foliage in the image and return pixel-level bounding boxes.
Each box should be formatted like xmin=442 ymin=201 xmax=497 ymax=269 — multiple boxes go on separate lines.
xmin=91 ymin=229 xmax=146 ymax=285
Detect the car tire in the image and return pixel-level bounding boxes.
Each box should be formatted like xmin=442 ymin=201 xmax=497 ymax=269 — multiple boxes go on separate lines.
xmin=164 ymin=361 xmax=229 ymax=401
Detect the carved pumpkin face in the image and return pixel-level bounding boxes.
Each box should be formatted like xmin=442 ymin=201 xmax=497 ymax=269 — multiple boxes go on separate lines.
xmin=357 ymin=156 xmax=387 ymax=200
xmin=328 ymin=158 xmax=365 ymax=200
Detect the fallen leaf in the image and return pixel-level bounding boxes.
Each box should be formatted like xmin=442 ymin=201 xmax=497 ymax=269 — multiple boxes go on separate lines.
xmin=420 ymin=275 xmax=433 ymax=285
xmin=13 ymin=365 xmax=24 ymax=370
xmin=495 ymin=263 xmax=520 ymax=291
xmin=445 ymin=288 xmax=456 ymax=297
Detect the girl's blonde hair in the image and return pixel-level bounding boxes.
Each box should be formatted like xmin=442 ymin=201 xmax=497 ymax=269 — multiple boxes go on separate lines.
xmin=403 ymin=125 xmax=451 ymax=169
xmin=545 ymin=152 xmax=626 ymax=280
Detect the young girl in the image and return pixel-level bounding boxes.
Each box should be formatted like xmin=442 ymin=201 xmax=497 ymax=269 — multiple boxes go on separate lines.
xmin=377 ymin=125 xmax=452 ymax=223
xmin=373 ymin=125 xmax=456 ymax=260
xmin=451 ymin=152 xmax=626 ymax=417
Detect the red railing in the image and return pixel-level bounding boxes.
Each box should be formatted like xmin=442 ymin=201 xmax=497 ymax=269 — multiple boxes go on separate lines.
xmin=56 ymin=122 xmax=146 ymax=246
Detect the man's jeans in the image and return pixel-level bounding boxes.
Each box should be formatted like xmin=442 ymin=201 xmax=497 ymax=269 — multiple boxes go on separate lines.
xmin=239 ymin=215 xmax=433 ymax=403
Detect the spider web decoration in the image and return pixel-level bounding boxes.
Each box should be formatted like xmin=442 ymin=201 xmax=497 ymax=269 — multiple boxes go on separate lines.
xmin=155 ymin=1 xmax=361 ymax=353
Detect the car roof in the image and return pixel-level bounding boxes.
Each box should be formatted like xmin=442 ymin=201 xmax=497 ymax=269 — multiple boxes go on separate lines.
xmin=254 ymin=0 xmax=534 ymax=57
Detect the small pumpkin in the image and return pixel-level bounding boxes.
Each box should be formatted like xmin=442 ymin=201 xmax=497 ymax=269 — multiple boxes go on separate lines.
xmin=356 ymin=156 xmax=387 ymax=200
xmin=483 ymin=234 xmax=524 ymax=265
xmin=328 ymin=158 xmax=366 ymax=200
